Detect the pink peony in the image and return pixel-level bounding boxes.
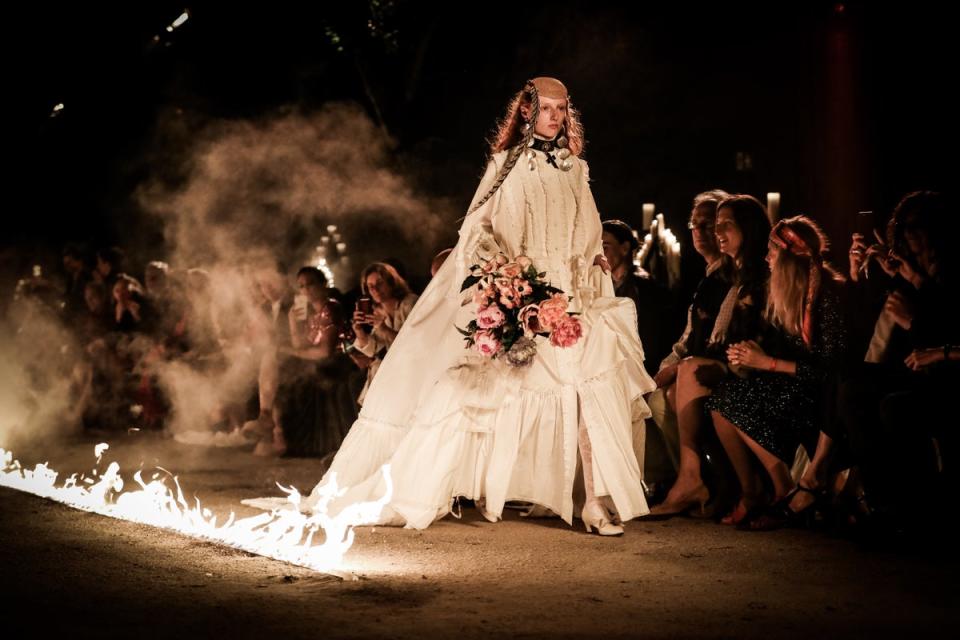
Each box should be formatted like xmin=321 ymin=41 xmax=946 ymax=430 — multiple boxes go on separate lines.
xmin=477 ymin=304 xmax=506 ymax=329
xmin=494 ymin=253 xmax=509 ymax=267
xmin=475 ymin=330 xmax=501 ymax=357
xmin=519 ymin=304 xmax=542 ymax=335
xmin=549 ymin=315 xmax=583 ymax=348
xmin=538 ymin=293 xmax=570 ymax=330
xmin=516 ymin=255 xmax=533 ymax=270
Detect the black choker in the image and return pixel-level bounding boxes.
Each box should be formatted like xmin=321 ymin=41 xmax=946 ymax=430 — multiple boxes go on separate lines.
xmin=530 ymin=137 xmax=562 ymax=153
xmin=528 ymin=135 xmax=573 ymax=171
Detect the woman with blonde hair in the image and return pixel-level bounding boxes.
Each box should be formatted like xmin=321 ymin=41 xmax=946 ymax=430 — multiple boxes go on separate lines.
xmin=707 ymin=215 xmax=847 ymax=528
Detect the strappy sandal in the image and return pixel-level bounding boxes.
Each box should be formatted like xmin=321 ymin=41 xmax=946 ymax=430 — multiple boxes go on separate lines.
xmin=737 ymin=485 xmax=823 ymax=531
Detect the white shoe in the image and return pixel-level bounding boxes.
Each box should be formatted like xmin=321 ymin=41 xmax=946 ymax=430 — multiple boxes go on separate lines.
xmin=581 ymin=501 xmax=624 ymax=536
xmin=475 ymin=498 xmax=500 ymax=523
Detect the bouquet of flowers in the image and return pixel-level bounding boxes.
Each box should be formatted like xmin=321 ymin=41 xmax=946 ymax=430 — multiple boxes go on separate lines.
xmin=458 ymin=253 xmax=583 ymax=367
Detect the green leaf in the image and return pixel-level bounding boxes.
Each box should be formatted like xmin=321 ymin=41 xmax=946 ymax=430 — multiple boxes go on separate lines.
xmin=460 ymin=274 xmax=482 ymax=292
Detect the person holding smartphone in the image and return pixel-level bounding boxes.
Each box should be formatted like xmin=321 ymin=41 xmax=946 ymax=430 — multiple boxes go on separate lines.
xmin=350 ymin=262 xmax=418 ymax=406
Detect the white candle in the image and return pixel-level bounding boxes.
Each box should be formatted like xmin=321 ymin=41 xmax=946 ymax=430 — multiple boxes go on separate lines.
xmin=326 ymin=224 xmax=338 ymax=233
xmin=671 ymin=241 xmax=681 ymax=286
xmin=638 ymin=235 xmax=652 ymax=265
xmin=766 ymin=192 xmax=781 ymax=224
xmin=656 ymin=214 xmax=665 ymax=242
xmin=642 ymin=203 xmax=655 ymax=231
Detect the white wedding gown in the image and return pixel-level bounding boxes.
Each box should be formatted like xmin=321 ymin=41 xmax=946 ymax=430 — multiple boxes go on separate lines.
xmin=255 ymin=148 xmax=655 ymax=528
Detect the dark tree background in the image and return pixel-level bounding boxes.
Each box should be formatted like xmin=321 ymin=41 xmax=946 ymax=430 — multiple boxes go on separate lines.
xmin=4 ymin=1 xmax=953 ymax=285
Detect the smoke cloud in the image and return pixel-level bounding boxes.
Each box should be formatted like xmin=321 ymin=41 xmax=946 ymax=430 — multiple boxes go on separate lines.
xmin=133 ymin=102 xmax=457 ymax=436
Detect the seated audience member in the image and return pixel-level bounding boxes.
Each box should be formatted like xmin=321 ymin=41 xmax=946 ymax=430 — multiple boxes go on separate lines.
xmin=602 ymin=219 xmax=676 ymax=371
xmin=708 ymin=215 xmax=847 ymax=529
xmin=645 ymin=190 xmax=731 ymax=503
xmin=644 ymin=194 xmax=771 ymax=519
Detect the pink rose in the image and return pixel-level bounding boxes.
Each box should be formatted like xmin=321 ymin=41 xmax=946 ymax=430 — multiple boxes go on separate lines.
xmin=516 ymin=255 xmax=533 ymax=270
xmin=477 ymin=304 xmax=506 ymax=329
xmin=501 ymin=262 xmax=522 ymax=278
xmin=519 ymin=304 xmax=542 ymax=335
xmin=549 ymin=315 xmax=583 ymax=348
xmin=475 ymin=330 xmax=501 ymax=357
xmin=494 ymin=253 xmax=509 ymax=267
xmin=538 ymin=294 xmax=570 ymax=330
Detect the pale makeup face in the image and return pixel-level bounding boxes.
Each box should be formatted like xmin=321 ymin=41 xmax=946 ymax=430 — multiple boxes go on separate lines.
xmin=521 ymin=95 xmax=567 ymax=139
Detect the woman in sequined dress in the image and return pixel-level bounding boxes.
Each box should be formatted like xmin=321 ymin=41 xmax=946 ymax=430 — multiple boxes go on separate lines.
xmin=708 ymin=216 xmax=846 ymax=527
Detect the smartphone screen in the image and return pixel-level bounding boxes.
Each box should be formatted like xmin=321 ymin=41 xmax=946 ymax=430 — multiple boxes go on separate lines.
xmin=357 ymin=296 xmax=373 ymax=315
xmin=856 ymin=211 xmax=876 ymax=237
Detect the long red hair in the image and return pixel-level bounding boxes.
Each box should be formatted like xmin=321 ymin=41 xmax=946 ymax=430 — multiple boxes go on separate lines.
xmin=489 ymin=84 xmax=585 ymax=157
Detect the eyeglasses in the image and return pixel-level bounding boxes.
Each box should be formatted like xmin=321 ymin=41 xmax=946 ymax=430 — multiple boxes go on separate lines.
xmin=687 ymin=221 xmax=715 ymax=232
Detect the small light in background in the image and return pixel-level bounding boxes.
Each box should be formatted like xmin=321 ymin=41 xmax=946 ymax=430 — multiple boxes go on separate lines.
xmin=171 ymin=10 xmax=190 ymax=29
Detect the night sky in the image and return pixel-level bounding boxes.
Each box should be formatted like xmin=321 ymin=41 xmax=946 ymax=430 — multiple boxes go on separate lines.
xmin=5 ymin=1 xmax=954 ymax=282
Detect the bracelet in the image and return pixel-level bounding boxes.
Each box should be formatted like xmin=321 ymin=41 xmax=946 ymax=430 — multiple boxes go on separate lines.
xmin=768 ymin=357 xmax=778 ymax=371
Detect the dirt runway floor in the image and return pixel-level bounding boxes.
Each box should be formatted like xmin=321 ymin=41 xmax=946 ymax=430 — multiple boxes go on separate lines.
xmin=1 ymin=432 xmax=957 ymax=639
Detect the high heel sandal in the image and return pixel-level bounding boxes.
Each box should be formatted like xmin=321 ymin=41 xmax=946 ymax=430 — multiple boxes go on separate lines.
xmin=737 ymin=485 xmax=824 ymax=531
xmin=641 ymin=485 xmax=710 ymax=521
xmin=582 ymin=501 xmax=624 ymax=536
